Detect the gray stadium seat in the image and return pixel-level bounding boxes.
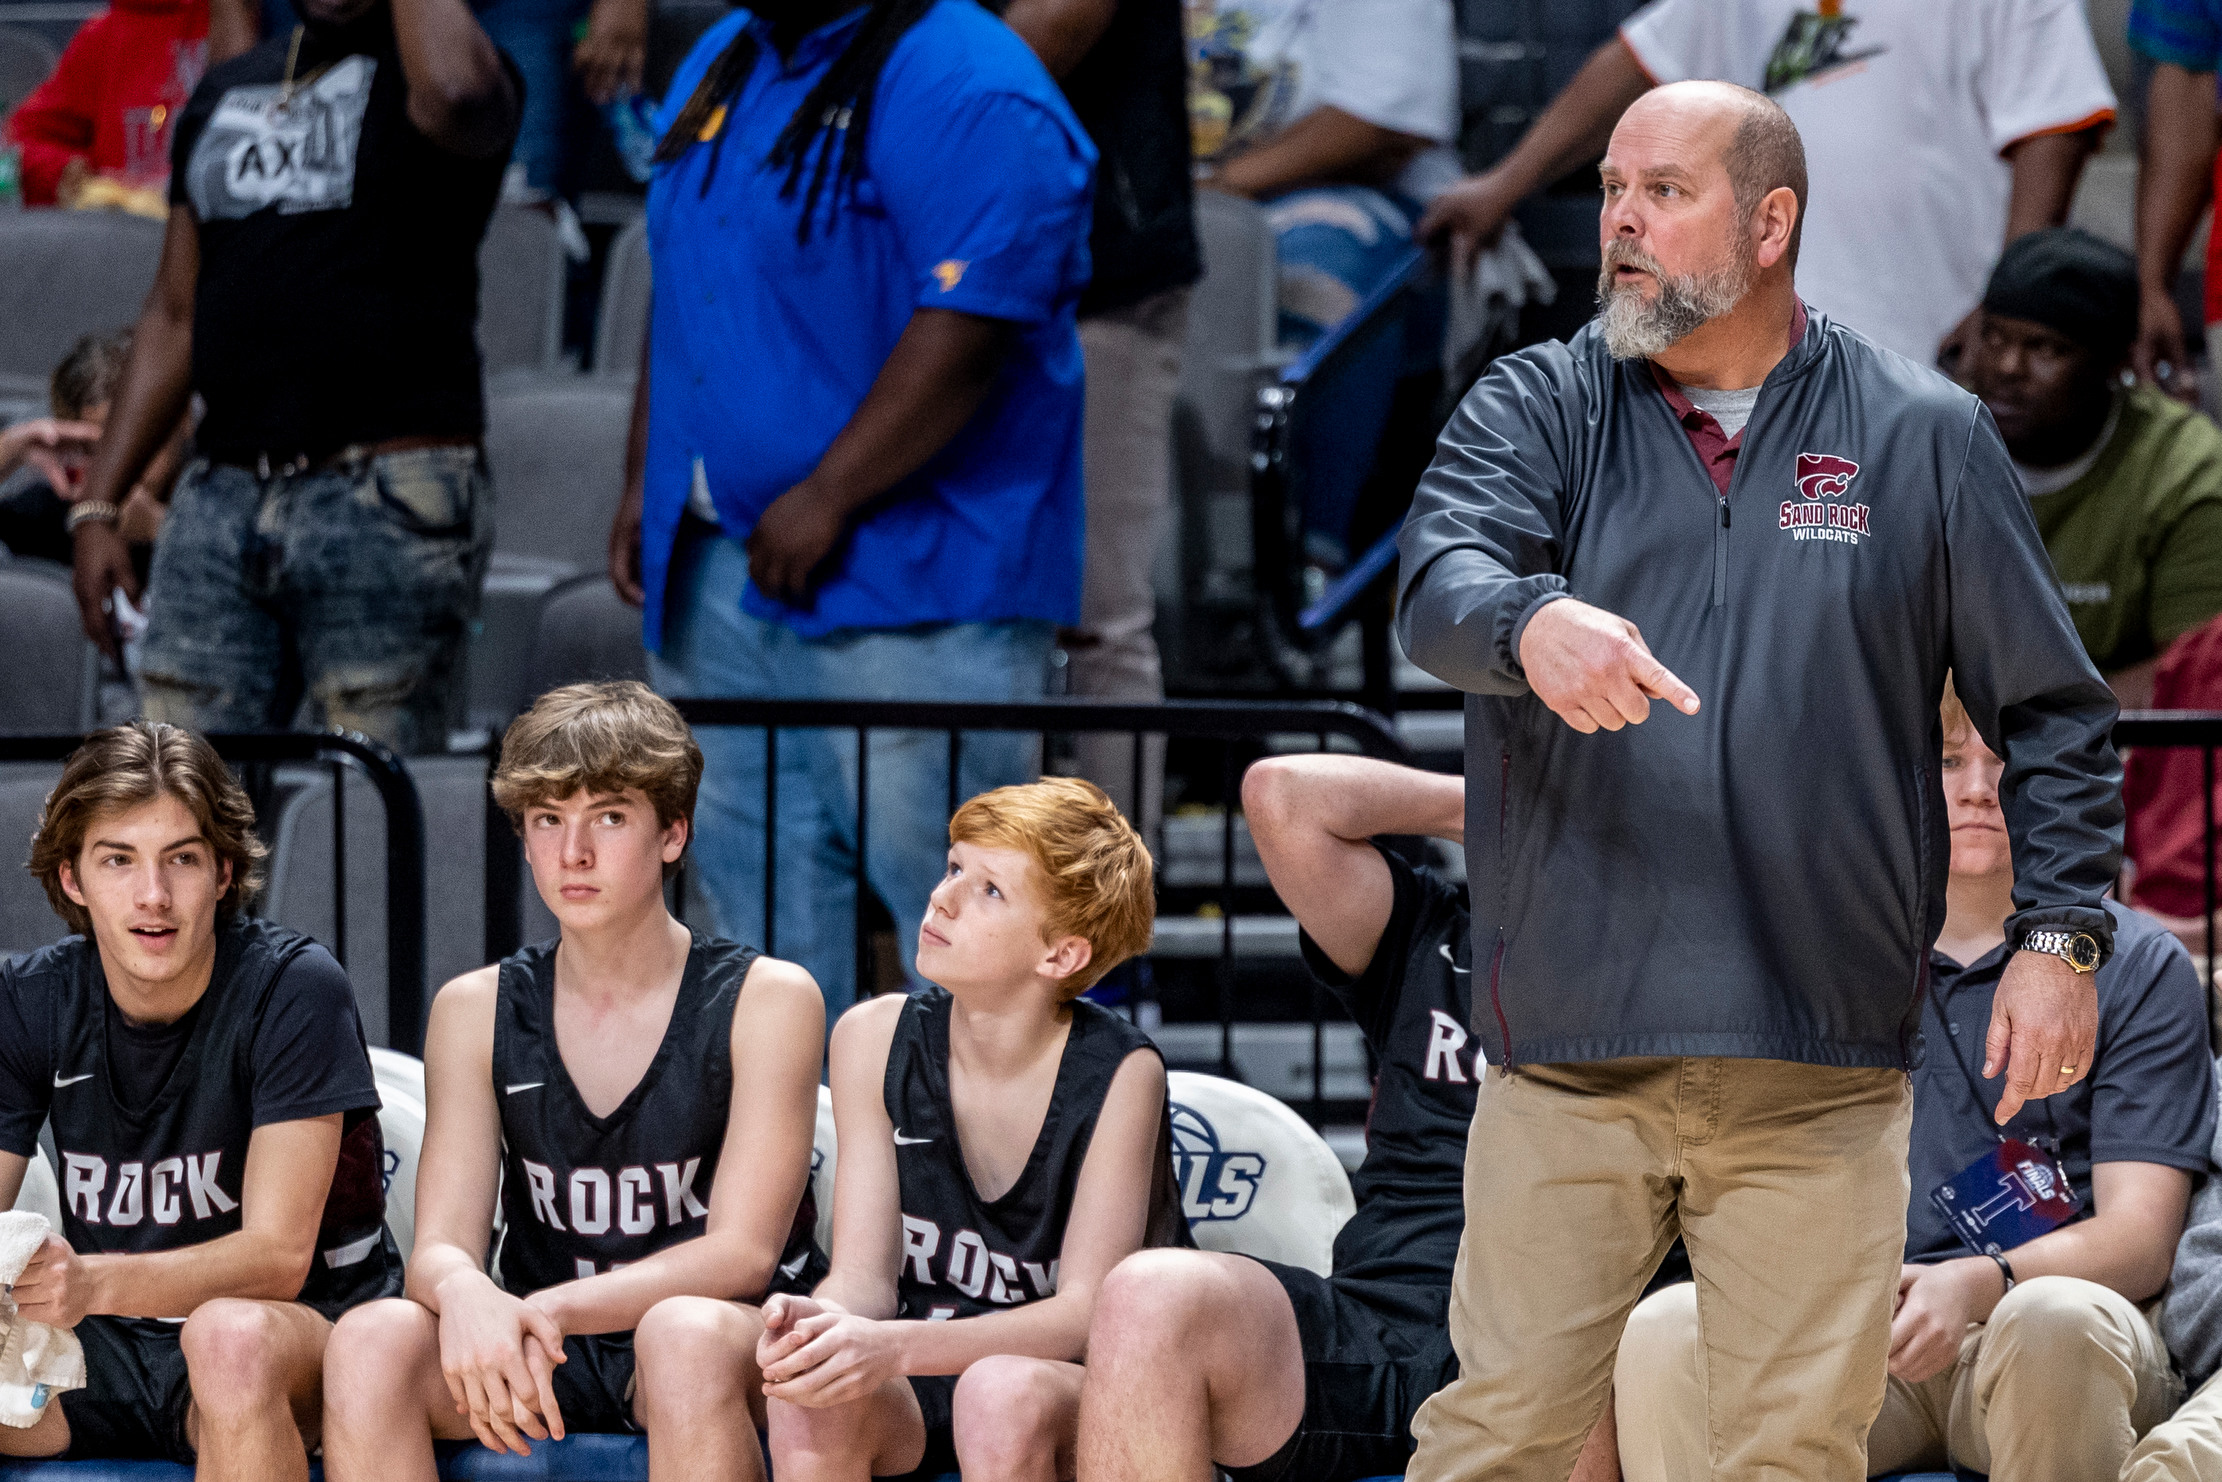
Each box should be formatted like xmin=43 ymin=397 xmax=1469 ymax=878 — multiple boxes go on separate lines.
xmin=0 ymin=559 xmax=97 ymax=733
xmin=526 ymin=574 xmax=647 ymax=698
xmin=467 ymin=552 xmax=580 ymax=733
xmin=264 ymin=755 xmax=493 ymax=1047
xmin=483 ymin=378 xmax=632 ymax=571
xmin=0 ymin=25 xmax=58 ymax=120
xmin=477 ymin=206 xmax=568 ymax=374
xmin=0 ymin=764 xmax=62 ymax=959
xmin=0 ymin=210 xmax=163 ymax=381
xmin=1176 ymin=190 xmax=1280 ymax=502
xmin=593 ymin=214 xmax=651 ymax=377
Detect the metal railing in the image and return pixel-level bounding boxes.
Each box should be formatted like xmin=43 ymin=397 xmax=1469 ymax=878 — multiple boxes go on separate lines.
xmin=484 ymin=697 xmax=1416 ymax=1124
xmin=0 ymin=730 xmax=429 ymax=1052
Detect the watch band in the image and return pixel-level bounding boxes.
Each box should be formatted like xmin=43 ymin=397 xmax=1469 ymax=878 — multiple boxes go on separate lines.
xmin=2022 ymin=928 xmax=2101 ymax=972
xmin=1989 ymin=1251 xmax=2016 ymax=1294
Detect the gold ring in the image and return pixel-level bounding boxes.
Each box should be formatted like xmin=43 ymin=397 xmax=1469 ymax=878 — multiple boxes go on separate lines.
xmin=2061 ymin=1065 xmax=2080 ymax=1076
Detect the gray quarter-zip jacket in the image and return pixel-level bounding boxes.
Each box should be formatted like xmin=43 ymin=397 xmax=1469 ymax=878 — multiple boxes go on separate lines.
xmin=1397 ymin=309 xmax=2121 ymax=1070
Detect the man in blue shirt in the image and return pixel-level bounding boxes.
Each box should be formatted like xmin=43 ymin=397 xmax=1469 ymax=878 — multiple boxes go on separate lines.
xmin=606 ymin=0 xmax=1096 ymax=1017
xmin=2128 ymin=0 xmax=2222 ymax=399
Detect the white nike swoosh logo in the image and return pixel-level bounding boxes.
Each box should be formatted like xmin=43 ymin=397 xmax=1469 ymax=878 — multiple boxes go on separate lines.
xmin=1439 ymin=944 xmax=1470 ymax=974
xmin=505 ymin=1082 xmax=545 ymax=1094
xmin=779 ymin=1254 xmax=808 ymax=1276
xmin=52 ymin=1073 xmax=92 ymax=1088
xmin=893 ymin=1130 xmax=933 ymax=1146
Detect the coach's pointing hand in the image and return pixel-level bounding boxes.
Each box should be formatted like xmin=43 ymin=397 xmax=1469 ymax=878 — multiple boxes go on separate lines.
xmin=1518 ymin=598 xmax=1701 ymax=733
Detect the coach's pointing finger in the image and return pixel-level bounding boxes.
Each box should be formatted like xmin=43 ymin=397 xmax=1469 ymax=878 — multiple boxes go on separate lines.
xmin=1518 ymin=598 xmax=1701 ymax=732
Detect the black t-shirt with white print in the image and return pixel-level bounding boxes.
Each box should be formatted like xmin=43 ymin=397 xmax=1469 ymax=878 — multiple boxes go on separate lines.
xmin=1297 ymin=841 xmax=1475 ymax=1291
xmin=167 ymin=16 xmax=514 ymax=464
xmin=0 ymin=916 xmax=401 ymax=1318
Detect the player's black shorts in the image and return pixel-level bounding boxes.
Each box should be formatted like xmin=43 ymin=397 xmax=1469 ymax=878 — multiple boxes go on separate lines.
xmin=1222 ymin=1262 xmax=1458 ymax=1482
xmin=61 ymin=1316 xmax=196 ymax=1462
xmin=872 ymin=1374 xmax=961 ymax=1482
xmin=550 ymin=1332 xmax=641 ymax=1435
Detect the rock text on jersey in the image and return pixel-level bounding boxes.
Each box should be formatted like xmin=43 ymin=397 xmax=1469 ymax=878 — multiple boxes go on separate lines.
xmin=518 ymin=1157 xmax=709 ymax=1235
xmin=1421 ymin=1009 xmax=1486 ymax=1084
xmin=900 ymin=1214 xmax=1058 ymax=1305
xmin=61 ymin=1150 xmax=238 ymax=1226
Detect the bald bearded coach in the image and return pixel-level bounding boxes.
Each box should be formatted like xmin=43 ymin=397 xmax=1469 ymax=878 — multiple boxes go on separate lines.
xmin=1394 ymin=83 xmax=2122 ymax=1482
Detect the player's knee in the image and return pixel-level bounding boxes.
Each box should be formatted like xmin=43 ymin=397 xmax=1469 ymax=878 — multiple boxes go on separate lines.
xmin=952 ymin=1356 xmax=1066 ymax=1475
xmin=635 ymin=1296 xmax=758 ymax=1400
xmin=179 ymin=1299 xmax=297 ymax=1405
xmin=1615 ymin=1283 xmax=1702 ymax=1393
xmin=325 ymin=1299 xmax=435 ymax=1394
xmin=1093 ymin=1251 xmax=1216 ymax=1358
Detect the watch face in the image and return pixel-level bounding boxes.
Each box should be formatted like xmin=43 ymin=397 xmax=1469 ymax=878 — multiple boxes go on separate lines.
xmin=2069 ymin=935 xmax=2101 ymax=972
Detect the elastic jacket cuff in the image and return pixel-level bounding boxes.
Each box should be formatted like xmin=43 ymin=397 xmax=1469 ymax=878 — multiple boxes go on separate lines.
xmin=2003 ymin=906 xmax=2117 ymax=969
xmin=1505 ymin=586 xmax=1572 ymax=680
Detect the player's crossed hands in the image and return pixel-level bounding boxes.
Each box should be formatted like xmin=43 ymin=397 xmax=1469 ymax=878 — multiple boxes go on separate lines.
xmin=758 ymin=1292 xmax=902 ymax=1407
xmin=434 ymin=1270 xmax=569 ymax=1455
xmin=1517 ymin=597 xmax=1701 ymax=734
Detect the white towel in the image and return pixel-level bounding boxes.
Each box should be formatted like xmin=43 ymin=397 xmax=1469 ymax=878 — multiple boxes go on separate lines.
xmin=1442 ymin=221 xmax=1558 ymax=390
xmin=0 ymin=1210 xmax=84 ymax=1428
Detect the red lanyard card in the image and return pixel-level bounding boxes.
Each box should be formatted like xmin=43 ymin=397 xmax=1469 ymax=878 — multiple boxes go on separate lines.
xmin=1930 ymin=1138 xmax=2081 ymax=1257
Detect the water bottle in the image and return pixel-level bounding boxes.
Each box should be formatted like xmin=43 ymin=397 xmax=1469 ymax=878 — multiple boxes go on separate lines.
xmin=601 ymin=93 xmax=659 ymax=184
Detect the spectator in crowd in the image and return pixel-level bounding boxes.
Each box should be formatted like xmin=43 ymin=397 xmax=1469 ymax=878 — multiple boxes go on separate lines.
xmin=1420 ymin=0 xmax=2114 ymax=366
xmin=2124 ymin=1063 xmax=2222 ymax=1481
xmin=1614 ymin=677 xmax=2212 ymax=1482
xmin=1965 ymin=229 xmax=2222 ymax=709
xmin=0 ymin=332 xmax=177 ymax=575
xmin=0 ymin=722 xmax=401 ymax=1474
xmin=1395 ymin=80 xmax=2119 ymax=1481
xmin=609 ymin=0 xmax=1095 ymax=1019
xmin=66 ymin=0 xmax=520 ymax=756
xmin=2 ymin=0 xmax=209 ymax=208
xmin=1186 ymin=0 xmax=1458 ymax=342
xmin=478 ymin=0 xmax=648 ymax=201
xmin=1000 ymin=0 xmax=1198 ymax=830
xmin=2128 ymin=0 xmax=2222 ymax=400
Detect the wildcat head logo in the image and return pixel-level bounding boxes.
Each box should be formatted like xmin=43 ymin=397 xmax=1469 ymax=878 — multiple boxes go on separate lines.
xmin=1795 ymin=453 xmax=1860 ymax=501
xmin=1782 ymin=453 xmax=1870 ymax=544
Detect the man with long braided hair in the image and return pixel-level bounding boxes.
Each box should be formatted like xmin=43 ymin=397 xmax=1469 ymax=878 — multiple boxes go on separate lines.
xmin=609 ymin=0 xmax=1097 ymax=1030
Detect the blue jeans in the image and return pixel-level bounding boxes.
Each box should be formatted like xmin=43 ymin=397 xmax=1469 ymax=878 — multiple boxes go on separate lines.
xmin=648 ymin=530 xmax=1053 ymax=1023
xmin=478 ymin=0 xmax=598 ymax=196
xmin=138 ymin=448 xmax=493 ymax=756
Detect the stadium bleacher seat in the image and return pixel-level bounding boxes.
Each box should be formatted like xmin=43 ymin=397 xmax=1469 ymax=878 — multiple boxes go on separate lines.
xmin=524 ymin=576 xmax=647 ymax=699
xmin=592 ymin=217 xmax=650 ymax=379
xmin=0 ymin=26 xmax=58 ymax=119
xmin=0 ymin=560 xmax=95 ymax=734
xmin=477 ymin=208 xmax=569 ymax=376
xmin=0 ymin=212 xmax=162 ymax=399
xmin=0 ymin=764 xmax=62 ymax=959
xmin=482 ymin=380 xmax=631 ymax=575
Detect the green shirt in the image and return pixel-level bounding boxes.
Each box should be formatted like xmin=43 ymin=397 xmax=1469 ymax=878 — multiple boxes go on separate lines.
xmin=2030 ymin=385 xmax=2222 ymax=674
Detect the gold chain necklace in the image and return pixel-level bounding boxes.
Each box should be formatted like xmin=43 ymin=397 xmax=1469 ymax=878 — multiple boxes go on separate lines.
xmin=277 ymin=25 xmax=334 ymax=107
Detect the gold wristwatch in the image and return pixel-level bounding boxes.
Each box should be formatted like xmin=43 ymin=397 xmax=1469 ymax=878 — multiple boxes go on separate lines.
xmin=2021 ymin=929 xmax=2101 ymax=974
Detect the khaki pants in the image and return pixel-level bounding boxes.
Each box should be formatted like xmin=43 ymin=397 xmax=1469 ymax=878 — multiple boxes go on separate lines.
xmin=1619 ymin=1276 xmax=2179 ymax=1480
xmin=1069 ymin=289 xmax=1186 ymax=836
xmin=1405 ymin=1057 xmax=1911 ymax=1482
xmin=2124 ymin=1352 xmax=2222 ymax=1482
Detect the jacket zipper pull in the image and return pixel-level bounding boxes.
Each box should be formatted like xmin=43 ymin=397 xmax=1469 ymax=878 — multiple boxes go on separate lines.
xmin=1720 ymin=499 xmax=1731 ymax=528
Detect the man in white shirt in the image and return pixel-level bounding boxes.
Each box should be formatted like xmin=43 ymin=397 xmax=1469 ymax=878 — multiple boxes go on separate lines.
xmin=1419 ymin=0 xmax=2114 ymax=366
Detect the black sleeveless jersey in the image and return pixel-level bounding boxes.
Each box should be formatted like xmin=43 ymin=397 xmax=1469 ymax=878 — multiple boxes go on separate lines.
xmin=1297 ymin=842 xmax=1475 ymax=1288
xmin=0 ymin=917 xmax=400 ymax=1318
xmin=885 ymin=988 xmax=1190 ymax=1322
xmin=490 ymin=934 xmax=825 ymax=1298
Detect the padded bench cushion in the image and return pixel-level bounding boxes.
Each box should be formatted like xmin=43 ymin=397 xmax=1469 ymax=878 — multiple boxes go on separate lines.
xmin=0 ymin=1434 xmax=653 ymax=1482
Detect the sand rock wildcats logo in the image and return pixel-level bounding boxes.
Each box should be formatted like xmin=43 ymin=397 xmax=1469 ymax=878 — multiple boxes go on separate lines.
xmin=1781 ymin=452 xmax=1870 ymax=545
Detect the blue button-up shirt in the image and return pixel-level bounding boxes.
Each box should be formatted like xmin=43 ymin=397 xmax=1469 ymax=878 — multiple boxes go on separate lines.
xmin=639 ymin=1 xmax=1096 ymax=644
